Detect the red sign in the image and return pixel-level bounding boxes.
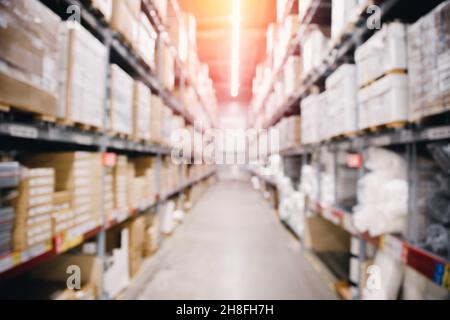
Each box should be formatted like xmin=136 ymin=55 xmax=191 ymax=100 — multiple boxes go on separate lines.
xmin=347 ymin=153 xmax=363 ymax=168
xmin=103 ymin=153 xmax=117 ymax=167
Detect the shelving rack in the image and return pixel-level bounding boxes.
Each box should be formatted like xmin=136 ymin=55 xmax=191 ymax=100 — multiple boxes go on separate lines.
xmin=0 ymin=0 xmax=217 ymax=298
xmin=249 ymin=0 xmax=450 ymax=297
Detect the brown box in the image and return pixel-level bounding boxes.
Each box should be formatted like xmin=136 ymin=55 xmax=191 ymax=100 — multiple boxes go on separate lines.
xmin=0 ymin=0 xmax=60 ymax=116
xmin=127 ymin=216 xmax=146 ymax=277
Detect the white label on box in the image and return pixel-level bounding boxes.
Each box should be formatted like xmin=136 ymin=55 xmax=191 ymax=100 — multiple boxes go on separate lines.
xmin=9 ymin=125 xmax=38 ymax=139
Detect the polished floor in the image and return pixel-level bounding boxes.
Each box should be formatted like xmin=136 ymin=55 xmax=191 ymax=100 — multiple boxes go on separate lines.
xmin=124 ymin=175 xmax=336 ymax=300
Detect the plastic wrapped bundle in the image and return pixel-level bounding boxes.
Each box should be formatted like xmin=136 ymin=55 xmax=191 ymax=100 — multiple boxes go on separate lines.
xmin=353 ymin=148 xmax=408 ymax=236
xmin=299 ymin=165 xmax=318 ymax=198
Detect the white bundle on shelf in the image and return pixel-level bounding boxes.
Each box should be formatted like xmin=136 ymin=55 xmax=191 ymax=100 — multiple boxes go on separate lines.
xmin=286 ymin=191 xmax=306 ymax=238
xmin=353 ymin=148 xmax=408 ymax=237
xmin=326 ymin=64 xmax=358 ymax=137
xmin=355 ymin=22 xmax=408 ymax=88
xmin=299 ymin=165 xmax=319 ymax=199
xmin=110 ymin=64 xmax=134 ymax=136
xmin=358 ymin=73 xmax=409 ymax=130
xmin=331 ymin=0 xmax=361 ymax=41
xmin=160 ymin=201 xmax=176 ymax=235
xmin=302 ymin=25 xmax=330 ymax=78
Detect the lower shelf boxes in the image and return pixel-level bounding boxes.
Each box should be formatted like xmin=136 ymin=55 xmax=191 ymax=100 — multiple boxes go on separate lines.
xmin=12 ymin=168 xmax=55 ymax=250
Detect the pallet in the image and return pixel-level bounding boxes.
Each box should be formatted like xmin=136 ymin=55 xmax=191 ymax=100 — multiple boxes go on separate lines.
xmin=411 ymin=106 xmax=450 ymax=126
xmin=74 ymin=122 xmax=102 ymax=132
xmin=362 ymin=120 xmax=407 ymax=133
xmin=109 ymin=131 xmax=132 ymax=140
xmin=330 ymin=131 xmax=359 ymax=141
xmin=359 ymin=69 xmax=407 ymax=90
xmin=0 ymin=103 xmax=61 ymax=125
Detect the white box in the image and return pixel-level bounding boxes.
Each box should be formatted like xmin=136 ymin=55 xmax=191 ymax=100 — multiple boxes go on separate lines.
xmin=110 ymin=64 xmax=134 ymax=136
xmin=302 ymin=26 xmax=330 ymax=77
xmin=358 ymin=73 xmax=409 ymax=129
xmin=301 ymin=92 xmax=327 ymax=144
xmin=331 ymin=0 xmax=360 ymax=41
xmin=355 ymin=22 xmax=408 ymax=88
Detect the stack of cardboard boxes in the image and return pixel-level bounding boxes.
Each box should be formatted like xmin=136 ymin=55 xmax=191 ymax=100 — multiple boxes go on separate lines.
xmin=408 ymin=2 xmax=450 ymax=121
xmin=133 ymin=81 xmax=152 ymax=142
xmin=52 ymin=191 xmax=74 ymax=235
xmin=356 ymin=22 xmax=409 ymax=130
xmin=111 ymin=0 xmax=141 ymax=45
xmin=113 ymin=156 xmax=130 ymax=217
xmin=23 ymin=152 xmax=102 ymax=241
xmin=12 ymin=168 xmax=54 ymax=250
xmin=109 ymin=64 xmax=134 ymax=137
xmin=0 ymin=0 xmax=61 ymax=118
xmin=60 ymin=22 xmax=108 ymax=128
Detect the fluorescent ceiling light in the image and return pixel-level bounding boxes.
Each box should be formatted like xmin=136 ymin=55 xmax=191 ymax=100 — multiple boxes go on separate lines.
xmin=230 ymin=0 xmax=240 ymax=98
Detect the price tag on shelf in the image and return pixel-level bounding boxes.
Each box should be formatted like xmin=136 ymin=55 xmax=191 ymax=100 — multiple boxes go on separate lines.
xmin=0 ymin=254 xmax=14 ymax=274
xmin=9 ymin=125 xmax=38 ymax=139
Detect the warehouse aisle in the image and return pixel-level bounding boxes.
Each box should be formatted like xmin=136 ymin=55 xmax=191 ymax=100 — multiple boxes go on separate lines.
xmin=124 ymin=174 xmax=336 ymax=300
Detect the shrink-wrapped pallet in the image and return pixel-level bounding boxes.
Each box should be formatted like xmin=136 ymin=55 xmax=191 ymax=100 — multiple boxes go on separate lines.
xmin=133 ymin=81 xmax=151 ymax=141
xmin=355 ymin=22 xmax=408 ymax=88
xmin=326 ymin=64 xmax=357 ymax=137
xmin=358 ymin=74 xmax=409 ymax=130
xmin=408 ymin=2 xmax=450 ymax=121
xmin=60 ymin=22 xmax=107 ymax=128
xmin=111 ymin=0 xmax=140 ymax=45
xmin=302 ymin=25 xmax=330 ymax=78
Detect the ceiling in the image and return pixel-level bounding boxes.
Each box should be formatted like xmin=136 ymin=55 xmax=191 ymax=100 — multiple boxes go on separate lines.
xmin=180 ymin=0 xmax=276 ymax=106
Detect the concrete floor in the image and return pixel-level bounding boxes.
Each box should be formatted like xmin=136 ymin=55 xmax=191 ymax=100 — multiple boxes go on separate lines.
xmin=124 ymin=176 xmax=336 ymax=300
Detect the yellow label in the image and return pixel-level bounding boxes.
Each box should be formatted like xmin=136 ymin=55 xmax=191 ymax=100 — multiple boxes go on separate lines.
xmin=59 ymin=235 xmax=83 ymax=253
xmin=378 ymin=235 xmax=385 ymax=250
xmin=11 ymin=252 xmax=21 ymax=266
xmin=443 ymin=265 xmax=450 ymax=290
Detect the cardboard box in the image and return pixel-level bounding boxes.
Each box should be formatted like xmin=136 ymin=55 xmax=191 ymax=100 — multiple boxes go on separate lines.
xmin=150 ymin=95 xmax=164 ymax=144
xmin=59 ymin=22 xmax=107 ymax=127
xmin=110 ymin=64 xmax=134 ymax=136
xmin=134 ymin=13 xmax=157 ymax=69
xmin=127 ymin=216 xmax=146 ymax=277
xmin=326 ymin=64 xmax=358 ymax=137
xmin=0 ymin=0 xmax=61 ymax=117
xmin=355 ymin=22 xmax=408 ymax=88
xmin=12 ymin=168 xmax=54 ymax=250
xmin=21 ymin=152 xmax=102 ymax=237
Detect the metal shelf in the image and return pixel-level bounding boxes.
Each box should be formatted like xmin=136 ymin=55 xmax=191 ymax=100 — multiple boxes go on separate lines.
xmin=0 ymin=170 xmax=216 ymax=278
xmin=308 ymin=199 xmax=450 ymax=291
xmin=250 ymin=170 xmax=450 ymax=291
xmin=0 ymin=117 xmax=172 ymax=155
